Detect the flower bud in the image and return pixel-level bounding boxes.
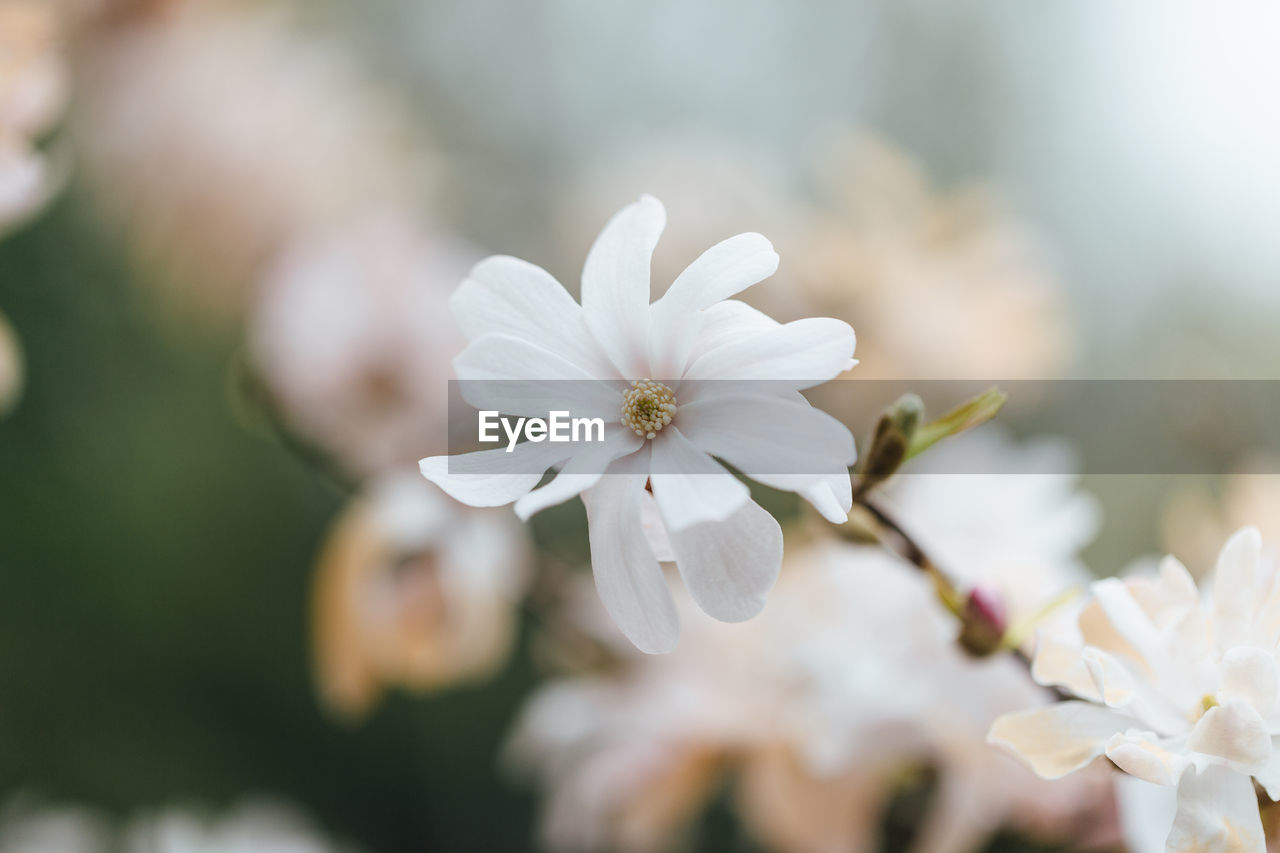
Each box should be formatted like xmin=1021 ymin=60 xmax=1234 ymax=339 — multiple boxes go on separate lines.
xmin=857 ymin=394 xmax=924 ymax=493
xmin=957 ymin=585 xmax=1008 ymax=657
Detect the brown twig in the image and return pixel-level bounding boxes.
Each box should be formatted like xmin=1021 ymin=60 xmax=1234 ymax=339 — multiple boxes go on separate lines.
xmin=852 ymin=493 xmax=1074 ymax=702
xmin=854 ymin=496 xmax=962 ymax=614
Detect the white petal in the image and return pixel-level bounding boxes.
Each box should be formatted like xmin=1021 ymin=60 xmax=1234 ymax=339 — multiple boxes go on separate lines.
xmin=420 ymin=440 xmax=573 ymax=507
xmin=451 ymin=255 xmax=619 ymax=377
xmin=513 ymin=429 xmax=644 ymax=520
xmin=1083 ymin=646 xmax=1189 ymax=735
xmin=674 ymin=392 xmax=855 ymax=481
xmin=1032 ymin=634 xmax=1102 ymax=701
xmin=580 ymin=195 xmax=665 ymax=378
xmin=453 ymin=333 xmax=622 ymax=418
xmin=667 ymin=497 xmax=782 ymax=623
xmin=649 ymin=233 xmax=778 ymax=377
xmin=1167 ymin=764 xmax=1265 ymax=853
xmin=987 ymin=702 xmax=1132 ymax=779
xmin=1116 ymin=776 xmax=1178 ymax=853
xmin=1092 ymin=578 xmax=1176 ymax=683
xmin=797 ymin=474 xmax=854 ymax=524
xmin=638 ymin=490 xmax=675 ymax=563
xmin=683 ymin=317 xmax=856 ymax=388
xmin=1187 ymin=699 xmax=1271 ymax=767
xmin=649 ymin=428 xmax=750 ymax=532
xmin=1106 ymin=732 xmax=1193 ymax=786
xmin=692 ymin=470 xmax=852 ymax=525
xmin=1214 ymin=527 xmax=1262 ymax=653
xmin=682 ymin=299 xmax=780 ymax=367
xmin=1219 ymin=647 xmax=1280 ymax=719
xmin=768 ymin=390 xmax=855 ymax=522
xmin=581 ymin=458 xmax=679 ymax=654
xmin=1159 ymin=555 xmax=1201 ymax=609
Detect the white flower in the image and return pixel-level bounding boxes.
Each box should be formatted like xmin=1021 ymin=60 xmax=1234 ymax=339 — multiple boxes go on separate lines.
xmin=989 ymin=527 xmax=1280 ymax=853
xmin=250 ymin=214 xmax=470 ymax=477
xmin=422 ymin=195 xmax=856 ymax=652
xmin=311 ymin=471 xmax=530 ymax=718
xmin=74 ymin=1 xmax=427 ymax=318
xmin=123 ymin=800 xmax=357 ymax=853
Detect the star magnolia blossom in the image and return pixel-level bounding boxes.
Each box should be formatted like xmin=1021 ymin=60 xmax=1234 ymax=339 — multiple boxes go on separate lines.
xmin=989 ymin=527 xmax=1280 ymax=853
xmin=311 ymin=471 xmax=530 ymax=718
xmin=422 ymin=195 xmax=857 ymax=652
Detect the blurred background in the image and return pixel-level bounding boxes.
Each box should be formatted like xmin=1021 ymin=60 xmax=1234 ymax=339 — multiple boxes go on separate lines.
xmin=3 ymin=1 xmax=1280 ymax=851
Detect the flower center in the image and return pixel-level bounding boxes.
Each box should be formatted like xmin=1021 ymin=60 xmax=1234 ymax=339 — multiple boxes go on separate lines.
xmin=621 ymin=379 xmax=677 ymax=440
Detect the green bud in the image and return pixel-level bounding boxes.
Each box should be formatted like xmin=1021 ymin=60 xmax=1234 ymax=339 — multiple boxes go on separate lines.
xmin=856 ymin=394 xmax=925 ymax=494
xmin=906 ymin=387 xmax=1007 ymax=461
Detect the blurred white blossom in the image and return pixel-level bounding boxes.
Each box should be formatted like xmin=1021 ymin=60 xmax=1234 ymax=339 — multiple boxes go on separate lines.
xmin=124 ymin=800 xmax=357 ymax=853
xmin=562 ymin=134 xmax=1074 ymax=384
xmin=0 ymin=798 xmax=354 ymax=853
xmin=0 ymin=0 xmax=67 ymax=233
xmin=991 ymin=527 xmax=1280 ymax=853
xmin=0 ymin=799 xmax=109 ymax=853
xmin=312 ymin=471 xmax=530 ymax=719
xmin=73 ymin=0 xmax=430 ymax=318
xmin=509 ymin=433 xmax=1113 ymax=853
xmin=424 ymin=195 xmax=856 ymax=653
xmin=789 ymin=135 xmax=1073 ymax=380
xmin=0 ymin=0 xmax=69 ymax=417
xmin=558 ymin=138 xmax=798 ymax=298
xmin=250 ymin=214 xmax=471 ymax=478
xmin=1163 ymin=466 xmax=1280 ymax=576
xmin=880 ymin=428 xmax=1101 ymax=642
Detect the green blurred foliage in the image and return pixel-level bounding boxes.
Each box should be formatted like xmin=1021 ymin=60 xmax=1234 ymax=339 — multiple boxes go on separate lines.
xmin=0 ymin=189 xmax=541 ymax=852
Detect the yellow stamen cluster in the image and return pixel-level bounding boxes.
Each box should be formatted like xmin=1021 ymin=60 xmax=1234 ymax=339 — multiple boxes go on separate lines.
xmin=621 ymin=379 xmax=677 ymax=439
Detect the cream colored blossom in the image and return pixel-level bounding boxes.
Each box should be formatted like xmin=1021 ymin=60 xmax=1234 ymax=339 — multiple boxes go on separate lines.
xmin=250 ymin=214 xmax=469 ymax=477
xmin=509 ymin=433 xmax=1112 ymax=853
xmin=510 ymin=546 xmax=1112 ymax=853
xmin=73 ymin=0 xmax=428 ymax=318
xmin=787 ymin=135 xmax=1073 ymax=381
xmin=990 ymin=527 xmax=1280 ymax=853
xmin=560 ymin=134 xmax=1074 ymax=384
xmin=312 ymin=471 xmax=530 ymax=719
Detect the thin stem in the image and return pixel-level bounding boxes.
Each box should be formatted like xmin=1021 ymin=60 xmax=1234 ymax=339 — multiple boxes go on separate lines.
xmin=855 ymin=497 xmax=963 ymax=615
xmin=853 ymin=493 xmax=1072 ymax=702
